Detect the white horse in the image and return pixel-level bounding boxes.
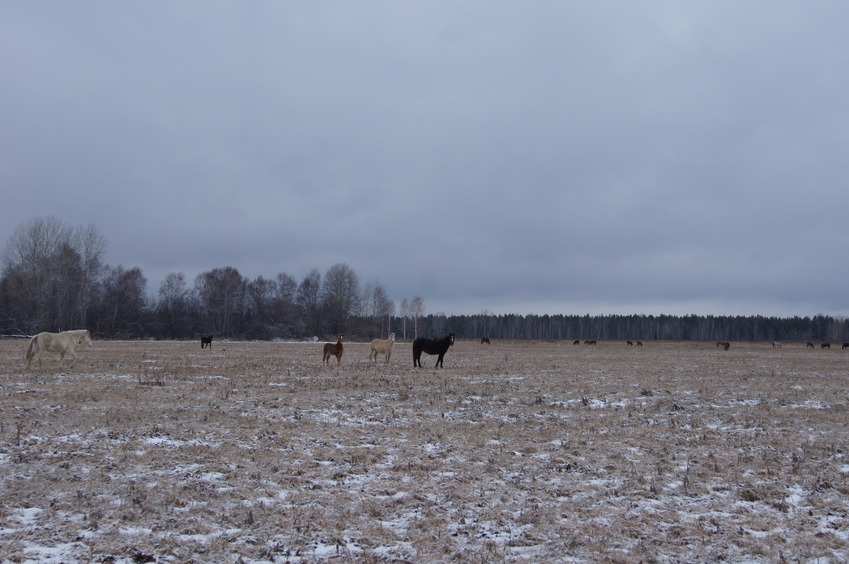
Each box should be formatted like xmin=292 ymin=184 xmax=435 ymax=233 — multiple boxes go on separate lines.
xmin=25 ymin=329 xmax=92 ymax=368
xmin=369 ymin=332 xmax=395 ymax=363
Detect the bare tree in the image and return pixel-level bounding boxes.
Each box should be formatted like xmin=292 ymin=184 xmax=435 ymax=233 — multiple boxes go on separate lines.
xmin=399 ymin=298 xmax=410 ymax=340
xmin=194 ymin=267 xmax=246 ymax=337
xmin=245 ymin=275 xmax=278 ymax=339
xmin=156 ymin=272 xmax=192 ymax=339
xmin=297 ymin=269 xmax=322 ymax=337
xmin=72 ymin=223 xmax=107 ymax=328
xmin=410 ymin=296 xmax=424 ymax=339
xmin=99 ymin=266 xmax=148 ymax=337
xmin=362 ymin=280 xmax=395 ymax=337
xmin=1 ymin=217 xmax=105 ymax=332
xmin=321 ymin=263 xmax=360 ymax=336
xmin=272 ymin=272 xmax=300 ymax=337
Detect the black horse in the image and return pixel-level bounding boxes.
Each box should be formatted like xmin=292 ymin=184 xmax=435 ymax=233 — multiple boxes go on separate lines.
xmin=201 ymin=334 xmax=213 ymax=349
xmin=413 ymin=333 xmax=455 ymax=368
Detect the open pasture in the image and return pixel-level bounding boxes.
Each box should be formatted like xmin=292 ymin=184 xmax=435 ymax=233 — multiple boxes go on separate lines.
xmin=1 ymin=338 xmax=848 ymax=562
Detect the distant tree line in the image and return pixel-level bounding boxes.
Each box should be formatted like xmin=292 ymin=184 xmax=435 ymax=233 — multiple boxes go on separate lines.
xmin=437 ymin=312 xmax=849 ymax=343
xmin=2 ymin=217 xmax=848 ymax=342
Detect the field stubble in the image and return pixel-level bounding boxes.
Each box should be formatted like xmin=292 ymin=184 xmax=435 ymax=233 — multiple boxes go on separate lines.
xmin=1 ymin=338 xmax=848 ymax=562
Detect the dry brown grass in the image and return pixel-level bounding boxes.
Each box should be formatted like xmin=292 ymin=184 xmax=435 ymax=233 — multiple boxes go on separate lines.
xmin=1 ymin=338 xmax=848 ymax=562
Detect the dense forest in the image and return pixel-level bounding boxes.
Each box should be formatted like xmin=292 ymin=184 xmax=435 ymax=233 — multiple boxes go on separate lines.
xmin=3 ymin=217 xmax=848 ymax=342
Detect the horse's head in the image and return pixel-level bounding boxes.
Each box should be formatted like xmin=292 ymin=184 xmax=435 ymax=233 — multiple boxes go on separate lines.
xmin=448 ymin=333 xmax=455 ymax=345
xmin=389 ymin=333 xmax=396 ymax=342
xmin=80 ymin=330 xmax=93 ymax=346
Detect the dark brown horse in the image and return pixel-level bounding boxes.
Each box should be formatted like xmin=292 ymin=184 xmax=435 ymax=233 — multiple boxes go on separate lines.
xmin=480 ymin=337 xmax=490 ymax=344
xmin=413 ymin=333 xmax=455 ymax=368
xmin=201 ymin=335 xmax=213 ymax=349
xmin=821 ymin=342 xmax=831 ymax=349
xmin=323 ymin=334 xmax=344 ymax=365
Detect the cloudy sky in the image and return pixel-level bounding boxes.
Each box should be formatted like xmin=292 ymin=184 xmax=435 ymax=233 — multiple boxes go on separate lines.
xmin=3 ymin=2 xmax=848 ymax=317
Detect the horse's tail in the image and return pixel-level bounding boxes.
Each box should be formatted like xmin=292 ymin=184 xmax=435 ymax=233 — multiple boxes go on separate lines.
xmin=24 ymin=335 xmax=38 ymax=363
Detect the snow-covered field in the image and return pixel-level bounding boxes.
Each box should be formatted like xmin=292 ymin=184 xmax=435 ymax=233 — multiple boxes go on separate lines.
xmin=2 ymin=338 xmax=848 ymax=563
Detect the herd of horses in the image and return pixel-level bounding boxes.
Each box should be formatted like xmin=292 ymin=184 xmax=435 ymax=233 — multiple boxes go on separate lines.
xmin=17 ymin=330 xmax=849 ymax=371
xmin=317 ymin=332 xmax=457 ymax=368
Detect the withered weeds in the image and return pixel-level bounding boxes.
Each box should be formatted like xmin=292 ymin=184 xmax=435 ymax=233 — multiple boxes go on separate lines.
xmin=1 ymin=338 xmax=848 ymax=562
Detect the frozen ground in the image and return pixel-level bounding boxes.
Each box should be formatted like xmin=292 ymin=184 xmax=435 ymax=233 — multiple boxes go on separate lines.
xmin=1 ymin=338 xmax=848 ymax=563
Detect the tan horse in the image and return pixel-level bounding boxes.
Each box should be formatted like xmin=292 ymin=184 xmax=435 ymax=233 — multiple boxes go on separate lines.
xmin=323 ymin=335 xmax=344 ymax=365
xmin=369 ymin=332 xmax=395 ymax=363
xmin=25 ymin=329 xmax=92 ymax=368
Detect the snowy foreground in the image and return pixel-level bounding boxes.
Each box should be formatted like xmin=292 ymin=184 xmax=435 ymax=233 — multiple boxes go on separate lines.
xmin=1 ymin=338 xmax=848 ymax=563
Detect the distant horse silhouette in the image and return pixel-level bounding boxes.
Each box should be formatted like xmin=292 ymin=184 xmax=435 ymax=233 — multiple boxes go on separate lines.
xmin=806 ymin=342 xmax=815 ymax=348
xmin=480 ymin=337 xmax=490 ymax=344
xmin=413 ymin=333 xmax=455 ymax=368
xmin=842 ymin=343 xmax=849 ymax=350
xmin=584 ymin=340 xmax=597 ymax=345
xmin=637 ymin=341 xmax=643 ymax=346
xmin=25 ymin=329 xmax=92 ymax=369
xmin=627 ymin=341 xmax=633 ymax=346
xmin=369 ymin=333 xmax=395 ymax=363
xmin=573 ymin=340 xmax=580 ymax=345
xmin=821 ymin=342 xmax=831 ymax=349
xmin=772 ymin=341 xmax=781 ymax=348
xmin=717 ymin=341 xmax=730 ymax=351
xmin=323 ymin=335 xmax=344 ymax=365
xmin=201 ymin=334 xmax=213 ymax=349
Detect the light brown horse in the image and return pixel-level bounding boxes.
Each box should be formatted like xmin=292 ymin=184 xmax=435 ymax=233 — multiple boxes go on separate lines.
xmin=369 ymin=332 xmax=395 ymax=363
xmin=25 ymin=329 xmax=92 ymax=368
xmin=323 ymin=334 xmax=344 ymax=365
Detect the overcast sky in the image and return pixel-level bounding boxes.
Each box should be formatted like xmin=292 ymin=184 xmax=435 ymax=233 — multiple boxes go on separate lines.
xmin=3 ymin=2 xmax=848 ymax=317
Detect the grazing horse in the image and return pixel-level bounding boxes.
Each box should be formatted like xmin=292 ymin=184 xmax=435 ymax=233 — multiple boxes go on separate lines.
xmin=413 ymin=333 xmax=455 ymax=368
xmin=369 ymin=332 xmax=395 ymax=363
xmin=480 ymin=337 xmax=491 ymax=344
xmin=201 ymin=334 xmax=213 ymax=349
xmin=627 ymin=341 xmax=633 ymax=346
xmin=842 ymin=343 xmax=849 ymax=350
xmin=323 ymin=335 xmax=344 ymax=365
xmin=25 ymin=329 xmax=92 ymax=369
xmin=716 ymin=341 xmax=730 ymax=351
xmin=637 ymin=341 xmax=643 ymax=346
xmin=573 ymin=340 xmax=580 ymax=345
xmin=772 ymin=341 xmax=781 ymax=348
xmin=821 ymin=342 xmax=831 ymax=349
xmin=806 ymin=342 xmax=815 ymax=348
